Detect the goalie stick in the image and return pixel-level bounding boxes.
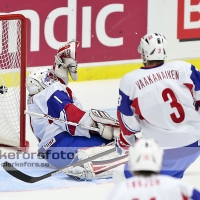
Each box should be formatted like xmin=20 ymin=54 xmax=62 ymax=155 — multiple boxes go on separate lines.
xmin=24 ymin=110 xmax=100 ymax=132
xmin=3 ymin=147 xmax=116 ymax=183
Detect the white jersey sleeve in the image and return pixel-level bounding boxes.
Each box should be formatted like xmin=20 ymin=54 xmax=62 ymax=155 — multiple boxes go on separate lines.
xmin=27 ymin=81 xmax=93 ymax=148
xmin=117 ymin=60 xmax=200 ymax=148
xmin=105 ymin=174 xmax=200 ymax=200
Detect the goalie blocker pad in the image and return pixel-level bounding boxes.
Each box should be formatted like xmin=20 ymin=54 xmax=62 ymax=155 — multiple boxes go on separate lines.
xmin=63 ymin=145 xmax=128 ymax=180
xmin=89 ymin=109 xmax=120 ymax=140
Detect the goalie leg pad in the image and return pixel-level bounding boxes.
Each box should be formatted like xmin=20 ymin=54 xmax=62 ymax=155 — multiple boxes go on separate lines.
xmin=63 ymin=146 xmax=128 ymax=180
xmin=65 ymin=161 xmax=115 ymax=180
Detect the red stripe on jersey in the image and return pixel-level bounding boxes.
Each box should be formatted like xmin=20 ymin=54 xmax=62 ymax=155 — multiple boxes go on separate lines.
xmin=131 ymin=97 xmax=144 ymax=120
xmin=57 ymin=77 xmax=66 ymax=85
xmin=118 ymin=132 xmax=130 ymax=147
xmin=64 ymin=104 xmax=86 ymax=135
xmin=182 ymin=193 xmax=189 ymax=200
xmin=117 ymin=110 xmax=135 ymax=136
xmin=184 ymin=83 xmax=193 ymax=96
xmin=66 ymin=87 xmax=73 ymax=100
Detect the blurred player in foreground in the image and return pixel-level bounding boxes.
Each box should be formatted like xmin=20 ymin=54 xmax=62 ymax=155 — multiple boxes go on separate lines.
xmin=115 ymin=32 xmax=200 ymax=182
xmin=26 ymin=41 xmax=126 ymax=180
xmin=106 ymin=139 xmax=200 ymax=200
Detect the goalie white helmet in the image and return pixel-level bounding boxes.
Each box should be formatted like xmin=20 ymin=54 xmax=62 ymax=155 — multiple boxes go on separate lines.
xmin=54 ymin=40 xmax=79 ymax=83
xmin=129 ymin=138 xmax=163 ymax=173
xmin=138 ymin=33 xmax=167 ymax=63
xmin=26 ymin=68 xmax=58 ymax=95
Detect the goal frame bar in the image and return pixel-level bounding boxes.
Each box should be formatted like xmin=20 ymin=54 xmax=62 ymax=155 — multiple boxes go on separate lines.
xmin=0 ymin=14 xmax=28 ymax=151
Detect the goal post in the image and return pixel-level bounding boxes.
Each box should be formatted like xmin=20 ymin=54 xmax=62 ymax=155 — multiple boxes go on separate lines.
xmin=0 ymin=13 xmax=29 ymax=151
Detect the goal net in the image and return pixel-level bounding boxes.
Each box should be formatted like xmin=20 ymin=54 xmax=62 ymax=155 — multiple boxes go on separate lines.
xmin=0 ymin=14 xmax=28 ymax=150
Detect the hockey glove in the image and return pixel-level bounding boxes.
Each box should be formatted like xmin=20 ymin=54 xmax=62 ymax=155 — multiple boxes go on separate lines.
xmin=89 ymin=109 xmax=120 ymax=140
xmin=55 ymin=41 xmax=79 ymax=68
xmin=54 ymin=41 xmax=79 ymax=81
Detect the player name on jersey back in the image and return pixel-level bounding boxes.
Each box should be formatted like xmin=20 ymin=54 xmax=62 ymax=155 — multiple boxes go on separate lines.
xmin=135 ymin=69 xmax=179 ymax=90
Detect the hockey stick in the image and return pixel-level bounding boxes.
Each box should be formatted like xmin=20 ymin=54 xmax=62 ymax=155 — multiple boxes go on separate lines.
xmin=24 ymin=110 xmax=100 ymax=132
xmin=3 ymin=147 xmax=115 ymax=183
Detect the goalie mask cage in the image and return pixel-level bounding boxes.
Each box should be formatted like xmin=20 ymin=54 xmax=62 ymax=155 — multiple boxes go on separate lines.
xmin=0 ymin=14 xmax=29 ymax=151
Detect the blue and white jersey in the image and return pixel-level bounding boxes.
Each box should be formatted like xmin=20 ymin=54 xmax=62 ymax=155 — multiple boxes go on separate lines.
xmin=105 ymin=174 xmax=200 ymax=200
xmin=117 ymin=60 xmax=200 ymax=148
xmin=27 ymin=81 xmax=93 ymax=149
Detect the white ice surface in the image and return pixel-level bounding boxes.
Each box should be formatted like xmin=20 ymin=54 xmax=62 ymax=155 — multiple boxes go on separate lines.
xmin=0 ymin=79 xmax=200 ymax=200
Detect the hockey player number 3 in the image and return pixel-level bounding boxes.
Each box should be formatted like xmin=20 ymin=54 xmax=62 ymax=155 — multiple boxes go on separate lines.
xmin=162 ymin=88 xmax=185 ymax=123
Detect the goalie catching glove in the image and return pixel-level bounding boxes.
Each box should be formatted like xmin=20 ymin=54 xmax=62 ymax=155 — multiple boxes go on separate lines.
xmin=89 ymin=109 xmax=120 ymax=140
xmin=53 ymin=40 xmax=79 ymax=82
xmin=62 ymin=145 xmax=128 ymax=180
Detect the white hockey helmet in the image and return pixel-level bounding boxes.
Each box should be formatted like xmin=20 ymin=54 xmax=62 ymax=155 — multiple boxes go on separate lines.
xmin=26 ymin=68 xmax=58 ymax=95
xmin=129 ymin=138 xmax=163 ymax=173
xmin=54 ymin=40 xmax=79 ymax=82
xmin=138 ymin=33 xmax=167 ymax=63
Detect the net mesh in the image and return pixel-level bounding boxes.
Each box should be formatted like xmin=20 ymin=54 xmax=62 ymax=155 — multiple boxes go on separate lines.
xmin=0 ymin=19 xmax=22 ymax=147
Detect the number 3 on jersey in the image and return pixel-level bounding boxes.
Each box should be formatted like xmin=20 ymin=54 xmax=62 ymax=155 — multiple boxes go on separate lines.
xmin=162 ymin=88 xmax=185 ymax=123
xmin=118 ymin=95 xmax=122 ymax=106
